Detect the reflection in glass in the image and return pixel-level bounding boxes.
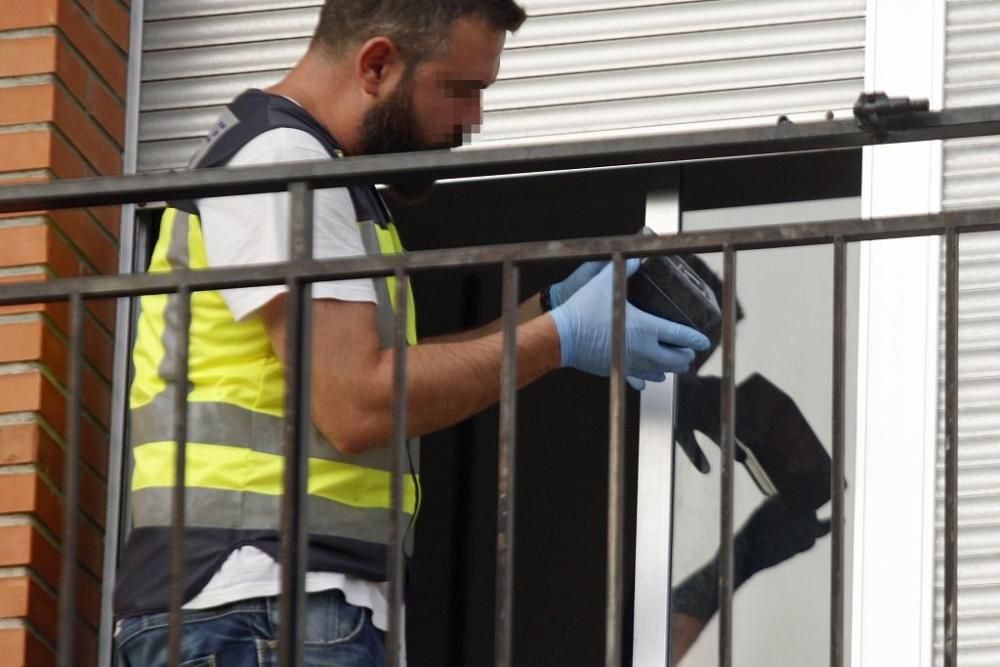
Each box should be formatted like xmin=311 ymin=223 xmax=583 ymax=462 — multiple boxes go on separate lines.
xmin=666 ymin=248 xmax=837 ymax=665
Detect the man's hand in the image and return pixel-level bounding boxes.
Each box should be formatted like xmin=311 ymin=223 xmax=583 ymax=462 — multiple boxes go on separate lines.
xmin=672 ymin=497 xmax=830 ymax=624
xmin=548 ymin=260 xmax=608 ymax=308
xmin=734 ymin=496 xmax=831 ymax=581
xmin=549 ymin=259 xmax=711 ymax=382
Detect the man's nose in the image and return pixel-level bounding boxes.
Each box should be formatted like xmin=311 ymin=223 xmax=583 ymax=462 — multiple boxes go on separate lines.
xmin=461 ymin=94 xmax=484 ymax=130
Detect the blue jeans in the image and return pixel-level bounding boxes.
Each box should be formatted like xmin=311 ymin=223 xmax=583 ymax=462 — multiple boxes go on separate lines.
xmin=116 ymin=590 xmax=385 ymax=666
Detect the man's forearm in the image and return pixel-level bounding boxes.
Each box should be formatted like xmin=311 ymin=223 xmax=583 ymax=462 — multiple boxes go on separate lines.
xmin=326 ymin=312 xmax=559 ymax=452
xmin=422 ymin=293 xmax=544 ymax=344
xmin=671 ymin=612 xmax=708 ymax=664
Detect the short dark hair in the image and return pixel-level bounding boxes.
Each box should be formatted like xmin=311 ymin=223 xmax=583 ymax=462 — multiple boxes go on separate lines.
xmin=312 ymin=0 xmax=527 ymax=63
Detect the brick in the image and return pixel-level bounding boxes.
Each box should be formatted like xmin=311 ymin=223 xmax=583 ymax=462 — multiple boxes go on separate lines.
xmin=57 ymin=0 xmax=127 ymax=97
xmin=47 ymin=227 xmax=88 ymax=280
xmin=0 ymin=278 xmax=115 ymax=378
xmin=0 ymin=85 xmax=121 ymax=174
xmin=0 ymin=579 xmax=101 ymax=663
xmin=1 ymin=1 xmax=125 ymax=97
xmin=87 ymin=205 xmax=120 ymax=239
xmin=0 ymin=130 xmax=93 ymax=180
xmin=0 ymin=226 xmax=49 ymax=268
xmin=47 ymin=209 xmax=119 ymax=277
xmin=0 ymin=474 xmax=104 ymax=577
xmin=53 ymin=87 xmax=122 ymax=175
xmin=35 ymin=313 xmax=113 ymax=382
xmin=0 ymin=625 xmax=54 ymax=667
xmin=94 ymin=0 xmax=129 ymax=52
xmin=0 ymin=627 xmax=29 ymax=667
xmin=0 ymin=370 xmax=109 ymax=471
xmin=1 ymin=321 xmax=114 ymax=425
xmin=0 ymin=0 xmax=59 ymax=31
xmin=52 ymin=88 xmax=121 ymax=175
xmin=0 ymin=526 xmax=102 ymax=628
xmin=40 ymin=337 xmax=113 ymax=430
xmin=49 ymin=129 xmax=94 ymax=180
xmin=53 ymin=37 xmax=90 ymax=108
xmin=86 ymin=77 xmax=124 ymax=143
xmin=0 ymin=373 xmax=45 ymax=415
xmin=0 ymin=371 xmax=109 ymax=461
xmin=0 ymin=577 xmax=34 ymax=620
xmin=0 ymin=525 xmax=59 ymax=586
xmin=0 ymin=173 xmax=50 ymax=186
xmin=0 ymin=292 xmax=115 ymax=388
xmin=0 ymin=85 xmax=56 ymax=127
xmin=0 ymin=577 xmax=56 ymax=648
xmin=52 ymin=38 xmax=125 ymax=143
xmin=0 ymin=321 xmax=44 ymax=365
xmin=24 ymin=426 xmax=109 ymax=520
xmin=0 ymin=422 xmax=108 ymax=494
xmin=0 ymin=133 xmax=52 ymax=173
xmin=0 ymin=37 xmax=58 ymax=77
xmin=79 ymin=316 xmax=114 ymax=382
xmin=49 ymin=377 xmax=110 ymax=479
xmin=0 ymin=424 xmax=41 ymax=466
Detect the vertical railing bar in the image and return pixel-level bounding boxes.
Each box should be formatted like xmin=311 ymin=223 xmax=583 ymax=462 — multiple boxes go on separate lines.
xmin=387 ymin=268 xmax=409 ymax=667
xmin=831 ymin=238 xmax=847 ymax=667
xmin=944 ymin=227 xmax=959 ymax=667
xmin=56 ymin=292 xmax=83 ymax=667
xmin=278 ymin=181 xmax=314 ymax=667
xmin=719 ymin=245 xmax=737 ymax=667
xmin=495 ymin=259 xmax=519 ymax=667
xmin=166 ymin=285 xmax=192 ymax=667
xmin=605 ymin=253 xmax=627 ymax=667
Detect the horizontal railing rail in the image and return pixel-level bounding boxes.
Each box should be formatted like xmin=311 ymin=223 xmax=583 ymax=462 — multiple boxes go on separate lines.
xmin=0 ymin=104 xmax=999 ymax=213
xmin=0 ymin=208 xmax=996 ymax=307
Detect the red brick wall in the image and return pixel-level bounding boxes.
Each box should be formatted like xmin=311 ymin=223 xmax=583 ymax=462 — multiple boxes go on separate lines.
xmin=0 ymin=0 xmax=128 ymax=664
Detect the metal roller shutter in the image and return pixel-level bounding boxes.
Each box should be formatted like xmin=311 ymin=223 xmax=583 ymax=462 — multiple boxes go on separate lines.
xmin=938 ymin=1 xmax=1000 ymax=665
xmin=136 ymin=0 xmax=865 ymax=172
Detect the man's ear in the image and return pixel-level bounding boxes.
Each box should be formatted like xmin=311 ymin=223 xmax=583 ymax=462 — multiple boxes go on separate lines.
xmin=356 ymin=36 xmax=404 ymax=97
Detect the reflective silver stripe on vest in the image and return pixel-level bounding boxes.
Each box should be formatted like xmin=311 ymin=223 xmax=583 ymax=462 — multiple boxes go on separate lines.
xmin=131 ymin=393 xmax=396 ymax=472
xmin=158 ymin=210 xmax=193 ymax=390
xmin=131 ymin=486 xmax=411 ymax=548
xmin=357 ymin=219 xmax=396 ymax=349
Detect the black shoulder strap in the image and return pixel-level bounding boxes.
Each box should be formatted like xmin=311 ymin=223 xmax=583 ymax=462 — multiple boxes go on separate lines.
xmin=169 ymin=89 xmax=387 ymax=225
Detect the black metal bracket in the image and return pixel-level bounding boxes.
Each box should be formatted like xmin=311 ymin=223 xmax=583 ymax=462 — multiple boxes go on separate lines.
xmin=854 ymin=92 xmax=931 ymax=131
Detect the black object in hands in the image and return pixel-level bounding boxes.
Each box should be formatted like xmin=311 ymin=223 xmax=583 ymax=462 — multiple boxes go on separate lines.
xmin=674 ymin=373 xmax=833 ymax=514
xmin=672 ymin=497 xmax=831 ymax=622
xmin=627 ymin=255 xmax=722 ymax=341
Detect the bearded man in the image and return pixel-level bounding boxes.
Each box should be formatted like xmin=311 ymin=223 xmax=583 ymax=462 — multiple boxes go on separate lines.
xmin=113 ymin=2 xmax=708 ymax=664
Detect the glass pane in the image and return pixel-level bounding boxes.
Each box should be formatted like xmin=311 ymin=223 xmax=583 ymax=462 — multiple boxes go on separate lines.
xmin=669 ymin=199 xmax=859 ymax=665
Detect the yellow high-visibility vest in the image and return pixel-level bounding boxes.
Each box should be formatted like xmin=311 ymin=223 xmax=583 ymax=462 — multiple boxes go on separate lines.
xmin=129 ymin=206 xmax=419 ymax=544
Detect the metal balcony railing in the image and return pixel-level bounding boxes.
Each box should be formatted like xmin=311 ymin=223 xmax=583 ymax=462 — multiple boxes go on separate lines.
xmin=2 ymin=103 xmax=1000 ymax=667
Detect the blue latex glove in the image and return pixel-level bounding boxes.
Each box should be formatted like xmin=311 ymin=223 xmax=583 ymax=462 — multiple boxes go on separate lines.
xmin=549 ymin=260 xmax=608 ymax=309
xmin=550 ymin=260 xmax=653 ymax=389
xmin=549 ymin=259 xmax=711 ymax=383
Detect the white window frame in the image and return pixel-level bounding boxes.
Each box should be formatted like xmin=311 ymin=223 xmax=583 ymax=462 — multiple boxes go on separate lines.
xmin=850 ymin=1 xmax=945 ymax=666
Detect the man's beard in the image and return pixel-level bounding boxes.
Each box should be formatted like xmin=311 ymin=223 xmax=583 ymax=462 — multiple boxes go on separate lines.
xmin=358 ymin=78 xmax=463 ymax=203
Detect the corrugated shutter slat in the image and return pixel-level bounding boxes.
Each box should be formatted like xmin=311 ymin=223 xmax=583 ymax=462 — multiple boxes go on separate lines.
xmin=938 ymin=1 xmax=1000 ymax=662
xmin=137 ymin=0 xmax=864 ymax=172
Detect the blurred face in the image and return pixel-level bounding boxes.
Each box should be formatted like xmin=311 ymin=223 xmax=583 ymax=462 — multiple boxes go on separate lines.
xmin=409 ymin=16 xmax=506 ymax=148
xmin=357 ymin=16 xmax=506 ymax=198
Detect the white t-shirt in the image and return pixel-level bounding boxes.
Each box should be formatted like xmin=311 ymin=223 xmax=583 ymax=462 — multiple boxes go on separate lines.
xmin=183 ymin=127 xmax=394 ymax=637
xmin=197 ymin=126 xmax=377 ymax=321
